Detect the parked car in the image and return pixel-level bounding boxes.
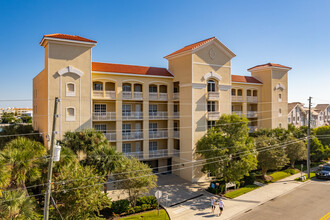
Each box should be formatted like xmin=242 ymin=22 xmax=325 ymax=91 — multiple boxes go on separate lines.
xmin=316 ymin=165 xmax=330 ymax=180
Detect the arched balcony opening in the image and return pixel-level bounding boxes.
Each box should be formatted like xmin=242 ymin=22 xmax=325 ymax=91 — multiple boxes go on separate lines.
xmin=105 ymin=82 xmax=116 ymax=99
xmin=133 ymin=84 xmax=143 ymax=100
xmin=122 ymin=83 xmax=132 ymax=99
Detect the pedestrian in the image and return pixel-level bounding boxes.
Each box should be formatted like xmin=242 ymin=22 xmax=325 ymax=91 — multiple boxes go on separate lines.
xmin=218 ymin=198 xmax=224 ymax=216
xmin=211 ymin=197 xmax=215 ymax=213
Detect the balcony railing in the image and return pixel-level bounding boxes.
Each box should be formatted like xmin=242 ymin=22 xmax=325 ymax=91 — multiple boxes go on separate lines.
xmin=149 ymin=92 xmax=168 ymax=100
xmin=233 ymin=111 xmax=242 ymax=117
xmin=149 ymin=149 xmax=168 ymax=159
xmin=149 ymin=130 xmax=168 ymax=139
xmin=92 ymin=112 xmax=116 ymax=121
xmin=122 ymin=131 xmax=143 ymax=140
xmin=207 ymin=111 xmax=220 ymax=120
xmin=105 ymin=91 xmax=116 ymax=99
xmin=104 ymin=132 xmax=116 ymax=141
xmin=93 ymin=90 xmax=104 ymax=98
xmin=173 ymin=112 xmax=179 ymax=118
xmin=159 ymin=93 xmax=168 ymax=100
xmin=247 ymin=111 xmax=258 ymax=118
xmin=133 ymin=92 xmax=143 ymax=100
xmin=173 ymin=93 xmax=179 ymax=100
xmin=208 ymin=92 xmax=220 ymax=100
xmin=248 ymin=126 xmax=257 ymax=133
xmin=149 ymin=111 xmax=168 ymax=119
xmin=232 ymin=96 xmax=243 ymax=102
xmin=122 ymin=91 xmax=132 ymax=99
xmin=173 ymin=149 xmax=180 ymax=157
xmin=247 ymin=96 xmax=258 ymax=103
xmin=173 ymin=130 xmax=180 ymax=138
xmin=122 ymin=112 xmax=143 ymax=120
xmin=124 ymin=151 xmax=143 ymax=159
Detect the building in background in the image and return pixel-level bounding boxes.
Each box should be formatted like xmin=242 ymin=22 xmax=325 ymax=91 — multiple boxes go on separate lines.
xmin=33 ymin=34 xmax=290 ymax=182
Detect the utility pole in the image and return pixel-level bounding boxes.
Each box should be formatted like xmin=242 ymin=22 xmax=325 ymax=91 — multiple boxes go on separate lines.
xmin=307 ymin=97 xmax=312 ymax=179
xmin=43 ymin=97 xmax=60 ymax=220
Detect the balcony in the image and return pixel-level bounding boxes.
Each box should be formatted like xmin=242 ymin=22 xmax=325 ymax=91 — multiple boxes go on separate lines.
xmin=92 ymin=112 xmax=116 ymax=121
xmin=173 ymin=149 xmax=180 ymax=157
xmin=93 ymin=90 xmax=116 ymax=99
xmin=208 ymin=92 xmax=220 ymax=100
xmin=122 ymin=112 xmax=143 ymax=120
xmin=93 ymin=91 xmax=104 ymax=98
xmin=104 ymin=132 xmax=116 ymax=142
xmin=233 ymin=111 xmax=242 ymax=117
xmin=207 ymin=111 xmax=220 ymax=120
xmin=173 ymin=112 xmax=179 ymax=118
xmin=173 ymin=130 xmax=180 ymax=138
xmin=133 ymin=92 xmax=143 ymax=100
xmin=122 ymin=91 xmax=132 ymax=100
xmin=149 ymin=130 xmax=168 ymax=139
xmin=248 ymin=126 xmax=257 ymax=133
xmin=149 ymin=92 xmax=168 ymax=101
xmin=159 ymin=93 xmax=168 ymax=100
xmin=122 ymin=131 xmax=143 ymax=141
xmin=247 ymin=111 xmax=258 ymax=118
xmin=247 ymin=96 xmax=258 ymax=103
xmin=124 ymin=151 xmax=143 ymax=159
xmin=232 ymin=96 xmax=243 ymax=102
xmin=105 ymin=91 xmax=116 ymax=99
xmin=149 ymin=149 xmax=168 ymax=159
xmin=173 ymin=93 xmax=179 ymax=100
xmin=149 ymin=92 xmax=158 ymax=100
xmin=149 ymin=111 xmax=168 ymax=120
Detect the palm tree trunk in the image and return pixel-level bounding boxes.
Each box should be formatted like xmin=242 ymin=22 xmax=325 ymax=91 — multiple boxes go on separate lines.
xmin=103 ymin=175 xmax=109 ymax=194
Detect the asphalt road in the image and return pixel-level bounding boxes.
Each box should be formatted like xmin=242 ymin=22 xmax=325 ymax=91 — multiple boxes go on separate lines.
xmin=233 ymin=179 xmax=330 ymax=220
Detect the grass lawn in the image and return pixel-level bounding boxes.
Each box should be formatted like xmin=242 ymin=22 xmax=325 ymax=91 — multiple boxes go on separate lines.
xmin=295 ymin=172 xmax=316 ymax=182
xmin=121 ymin=209 xmax=169 ymax=220
xmin=224 ymin=185 xmax=260 ymax=199
xmin=269 ymin=171 xmax=292 ymax=182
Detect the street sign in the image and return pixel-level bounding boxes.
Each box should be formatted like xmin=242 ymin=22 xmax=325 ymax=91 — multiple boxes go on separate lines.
xmin=155 ymin=190 xmax=162 ymax=199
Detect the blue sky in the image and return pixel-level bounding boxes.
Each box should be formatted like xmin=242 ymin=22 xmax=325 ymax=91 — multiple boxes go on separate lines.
xmin=0 ymin=0 xmax=329 ymax=108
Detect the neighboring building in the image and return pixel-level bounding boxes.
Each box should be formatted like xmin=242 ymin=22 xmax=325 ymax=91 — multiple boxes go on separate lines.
xmin=0 ymin=107 xmax=33 ymax=118
xmin=315 ymin=104 xmax=330 ymax=126
xmin=33 ymin=34 xmax=290 ymax=182
xmin=288 ymin=102 xmax=307 ymax=127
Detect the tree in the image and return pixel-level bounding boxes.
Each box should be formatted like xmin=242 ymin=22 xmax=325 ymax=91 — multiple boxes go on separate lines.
xmin=113 ymin=157 xmax=157 ymax=206
xmin=310 ymin=137 xmax=330 ymax=162
xmin=196 ymin=114 xmax=258 ymax=184
xmin=20 ymin=115 xmax=32 ymax=124
xmin=255 ymin=136 xmax=289 ymax=180
xmin=285 ymin=136 xmax=307 ymax=168
xmin=1 ymin=112 xmax=17 ymax=124
xmin=288 ymin=124 xmax=308 ymax=139
xmin=314 ymin=126 xmax=330 ymax=146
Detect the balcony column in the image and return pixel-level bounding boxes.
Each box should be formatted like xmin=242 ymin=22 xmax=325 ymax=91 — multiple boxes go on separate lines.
xmin=102 ymin=82 xmax=105 ymax=97
xmin=143 ymin=83 xmax=149 ymax=159
xmin=168 ymin=101 xmax=174 ymax=156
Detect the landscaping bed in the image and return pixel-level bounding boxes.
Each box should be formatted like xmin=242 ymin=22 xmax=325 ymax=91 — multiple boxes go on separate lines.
xmin=295 ymin=172 xmax=316 ymax=182
xmin=120 ymin=209 xmax=169 ymax=220
xmin=224 ymin=185 xmax=260 ymax=199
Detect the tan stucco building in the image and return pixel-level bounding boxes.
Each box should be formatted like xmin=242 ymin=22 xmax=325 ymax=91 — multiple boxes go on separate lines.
xmin=33 ymin=34 xmax=291 ymax=182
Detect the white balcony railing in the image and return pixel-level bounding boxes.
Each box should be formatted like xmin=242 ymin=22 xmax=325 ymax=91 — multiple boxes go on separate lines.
xmin=173 ymin=130 xmax=180 ymax=138
xmin=92 ymin=112 xmax=116 ymax=121
xmin=149 ymin=111 xmax=168 ymax=119
xmin=173 ymin=93 xmax=179 ymax=100
xmin=159 ymin=93 xmax=168 ymax=100
xmin=149 ymin=92 xmax=158 ymax=100
xmin=122 ymin=91 xmax=132 ymax=99
xmin=122 ymin=112 xmax=143 ymax=120
xmin=248 ymin=126 xmax=258 ymax=133
xmin=247 ymin=111 xmax=258 ymax=118
xmin=93 ymin=90 xmax=103 ymax=98
xmin=149 ymin=130 xmax=168 ymax=139
xmin=232 ymin=96 xmax=243 ymax=102
xmin=149 ymin=149 xmax=168 ymax=159
xmin=247 ymin=96 xmax=258 ymax=103
xmin=207 ymin=111 xmax=220 ymax=120
xmin=122 ymin=131 xmax=143 ymax=140
xmin=133 ymin=92 xmax=143 ymax=100
xmin=105 ymin=91 xmax=116 ymax=99
xmin=173 ymin=149 xmax=180 ymax=157
xmin=208 ymin=92 xmax=220 ymax=100
xmin=104 ymin=132 xmax=116 ymax=141
xmin=124 ymin=151 xmax=143 ymax=159
xmin=233 ymin=111 xmax=242 ymax=117
xmin=149 ymin=92 xmax=168 ymax=100
xmin=173 ymin=112 xmax=179 ymax=118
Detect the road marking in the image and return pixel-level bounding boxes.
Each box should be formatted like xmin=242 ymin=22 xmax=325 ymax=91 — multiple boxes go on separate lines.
xmin=320 ymin=212 xmax=330 ymax=220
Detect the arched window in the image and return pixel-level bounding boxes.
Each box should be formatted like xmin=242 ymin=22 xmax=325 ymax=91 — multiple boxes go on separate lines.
xmin=123 ymin=83 xmax=132 ymax=92
xmin=279 ymin=108 xmax=282 ymax=115
xmin=231 ymin=89 xmax=236 ymax=96
xmin=237 ymin=89 xmax=243 ymax=96
xmin=247 ymin=90 xmax=251 ymax=96
xmin=279 ymin=123 xmax=282 ymax=128
xmin=207 ymin=80 xmax=216 ymax=92
xmin=66 ymin=83 xmax=75 ymax=96
xmin=149 ymin=84 xmax=157 ymax=93
xmin=66 ymin=107 xmax=75 ymax=121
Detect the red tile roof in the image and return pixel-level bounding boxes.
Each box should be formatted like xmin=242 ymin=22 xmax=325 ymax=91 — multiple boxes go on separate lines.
xmin=40 ymin=34 xmax=97 ymax=44
xmin=164 ymin=37 xmax=216 ymax=58
xmin=231 ymin=75 xmax=263 ymax=84
xmin=92 ymin=62 xmax=173 ymax=77
xmin=248 ymin=63 xmax=291 ymax=71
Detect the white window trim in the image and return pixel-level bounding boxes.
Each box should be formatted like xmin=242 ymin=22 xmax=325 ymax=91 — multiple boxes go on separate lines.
xmin=66 ymin=107 xmax=76 ymax=122
xmin=66 ymin=82 xmax=76 ymax=97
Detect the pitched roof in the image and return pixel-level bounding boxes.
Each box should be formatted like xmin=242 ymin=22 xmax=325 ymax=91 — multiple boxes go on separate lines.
xmin=92 ymin=62 xmax=173 ymax=77
xmin=315 ymin=104 xmax=330 ymax=111
xmin=40 ymin=34 xmax=97 ymax=45
xmin=231 ymin=75 xmax=262 ymax=84
xmin=248 ymin=63 xmax=292 ymax=71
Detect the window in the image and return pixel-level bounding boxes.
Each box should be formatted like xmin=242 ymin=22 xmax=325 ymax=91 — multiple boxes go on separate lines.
xmin=134 ymin=84 xmax=142 ymax=92
xmin=208 ymin=121 xmax=216 ymax=129
xmin=123 ymin=83 xmax=131 ymax=92
xmin=279 ymin=108 xmax=282 ymax=115
xmin=149 ymin=141 xmax=158 ymax=151
xmin=207 ymin=101 xmax=216 ymax=112
xmin=279 ymin=93 xmax=282 ymax=101
xmin=279 ymin=123 xmax=282 ymax=128
xmin=231 ymin=89 xmax=236 ymax=96
xmin=293 ymin=117 xmax=296 ymax=122
xmin=237 ymin=89 xmax=242 ymax=96
xmin=149 ymin=85 xmax=157 ymax=93
xmin=247 ymin=90 xmax=251 ymax=96
xmin=174 ymin=105 xmax=178 ymax=113
xmin=66 ymin=107 xmax=75 ymax=121
xmin=288 ymin=118 xmax=290 ymax=123
xmin=207 ymin=80 xmax=216 ymax=92
xmin=122 ymin=143 xmax=131 ymax=153
xmin=122 ymin=124 xmax=131 ymax=135
xmin=122 ymin=104 xmax=131 ymax=116
xmin=93 ymin=82 xmax=103 ymax=91
xmin=253 ymin=90 xmax=258 ymax=97
xmin=149 ymin=105 xmax=157 ymax=116
xmin=94 ymin=104 xmax=106 ymax=113
xmin=149 ymin=123 xmax=158 ymax=132
xmin=66 ymin=83 xmax=75 ymax=96
xmin=95 ymin=124 xmax=106 ymax=133
xmin=174 ymin=122 xmax=178 ymax=131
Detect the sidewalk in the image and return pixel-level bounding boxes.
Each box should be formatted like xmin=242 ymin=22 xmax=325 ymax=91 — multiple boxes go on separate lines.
xmin=166 ymin=170 xmax=315 ymax=220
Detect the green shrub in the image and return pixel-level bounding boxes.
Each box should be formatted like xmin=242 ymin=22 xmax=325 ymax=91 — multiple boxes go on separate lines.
xmin=240 ymin=180 xmax=245 ymax=187
xmin=110 ymin=199 xmax=130 ymax=214
xmin=127 ymin=207 xmax=135 ymax=214
xmin=141 ymin=204 xmax=148 ymax=211
xmin=235 ymin=181 xmax=240 ymax=189
xmin=134 ymin=206 xmax=142 ymax=213
xmin=243 ymin=173 xmax=256 ymax=185
xmin=136 ymin=196 xmax=157 ymax=207
xmin=285 ymin=168 xmax=299 ymax=175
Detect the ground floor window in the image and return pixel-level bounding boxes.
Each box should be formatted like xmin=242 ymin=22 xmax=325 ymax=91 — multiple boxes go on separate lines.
xmin=94 ymin=124 xmax=106 ymax=133
xmin=207 ymin=121 xmax=216 ymax=129
xmin=122 ymin=143 xmax=131 ymax=153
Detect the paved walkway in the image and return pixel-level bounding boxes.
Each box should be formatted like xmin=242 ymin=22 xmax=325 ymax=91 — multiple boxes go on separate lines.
xmin=166 ymin=171 xmax=315 ymax=220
